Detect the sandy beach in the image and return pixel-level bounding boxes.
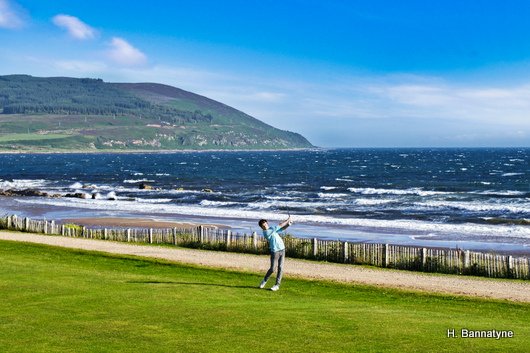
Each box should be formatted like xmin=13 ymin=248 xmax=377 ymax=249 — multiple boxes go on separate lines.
xmin=62 ymin=217 xmax=226 ymax=229
xmin=1 ymin=230 xmax=529 ymax=303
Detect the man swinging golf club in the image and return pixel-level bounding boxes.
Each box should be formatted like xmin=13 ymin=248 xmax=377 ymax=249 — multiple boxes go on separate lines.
xmin=258 ymin=215 xmax=293 ymax=291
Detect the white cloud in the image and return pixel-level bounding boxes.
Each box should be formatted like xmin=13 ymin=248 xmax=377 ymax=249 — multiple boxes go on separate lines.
xmin=106 ymin=37 xmax=147 ymax=66
xmin=52 ymin=14 xmax=97 ymax=40
xmin=0 ymin=0 xmax=24 ymax=29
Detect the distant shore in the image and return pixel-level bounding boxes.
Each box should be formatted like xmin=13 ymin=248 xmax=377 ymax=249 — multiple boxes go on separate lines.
xmin=0 ymin=147 xmax=321 ymax=154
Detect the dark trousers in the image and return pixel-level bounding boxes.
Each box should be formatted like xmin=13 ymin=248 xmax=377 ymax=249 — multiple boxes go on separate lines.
xmin=263 ymin=249 xmax=285 ymax=285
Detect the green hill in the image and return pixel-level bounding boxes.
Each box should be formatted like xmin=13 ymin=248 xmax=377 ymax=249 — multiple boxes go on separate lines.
xmin=0 ymin=75 xmax=313 ymax=151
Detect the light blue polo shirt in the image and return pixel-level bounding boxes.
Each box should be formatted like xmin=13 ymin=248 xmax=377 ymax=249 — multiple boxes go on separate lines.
xmin=262 ymin=225 xmax=285 ymax=253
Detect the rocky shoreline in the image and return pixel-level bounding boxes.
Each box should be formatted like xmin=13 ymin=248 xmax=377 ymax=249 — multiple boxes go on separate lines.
xmin=0 ymin=188 xmax=117 ymax=200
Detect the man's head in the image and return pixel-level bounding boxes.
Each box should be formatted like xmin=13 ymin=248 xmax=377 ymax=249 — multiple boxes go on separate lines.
xmin=258 ymin=219 xmax=269 ymax=230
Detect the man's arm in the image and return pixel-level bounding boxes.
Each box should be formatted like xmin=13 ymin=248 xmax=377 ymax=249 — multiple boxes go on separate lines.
xmin=279 ymin=216 xmax=293 ymax=231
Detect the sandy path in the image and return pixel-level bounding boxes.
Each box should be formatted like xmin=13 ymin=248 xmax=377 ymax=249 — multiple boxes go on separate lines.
xmin=1 ymin=231 xmax=529 ymax=303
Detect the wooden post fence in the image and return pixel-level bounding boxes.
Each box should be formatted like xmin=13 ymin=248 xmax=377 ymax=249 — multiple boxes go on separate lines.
xmin=1 ymin=214 xmax=529 ymax=280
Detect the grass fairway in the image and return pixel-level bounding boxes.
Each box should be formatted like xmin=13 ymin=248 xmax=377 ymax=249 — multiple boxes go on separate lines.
xmin=0 ymin=241 xmax=528 ymax=353
xmin=0 ymin=133 xmax=73 ymax=142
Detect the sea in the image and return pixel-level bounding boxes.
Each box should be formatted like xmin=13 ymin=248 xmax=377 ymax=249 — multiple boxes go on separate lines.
xmin=0 ymin=148 xmax=529 ymax=254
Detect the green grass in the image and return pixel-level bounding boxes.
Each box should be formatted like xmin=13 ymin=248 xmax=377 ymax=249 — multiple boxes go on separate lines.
xmin=0 ymin=240 xmax=528 ymax=353
xmin=0 ymin=133 xmax=73 ymax=142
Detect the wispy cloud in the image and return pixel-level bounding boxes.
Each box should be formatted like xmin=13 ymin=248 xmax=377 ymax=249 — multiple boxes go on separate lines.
xmin=52 ymin=14 xmax=97 ymax=40
xmin=368 ymin=79 xmax=530 ymax=126
xmin=0 ymin=0 xmax=24 ymax=29
xmin=54 ymin=60 xmax=107 ymax=73
xmin=106 ymin=37 xmax=147 ymax=66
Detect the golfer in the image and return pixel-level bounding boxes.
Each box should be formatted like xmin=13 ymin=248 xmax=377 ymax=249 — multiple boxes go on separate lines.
xmin=258 ymin=216 xmax=293 ymax=291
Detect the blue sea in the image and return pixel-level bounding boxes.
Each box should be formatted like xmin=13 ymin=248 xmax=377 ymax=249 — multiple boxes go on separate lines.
xmin=0 ymin=149 xmax=528 ymax=253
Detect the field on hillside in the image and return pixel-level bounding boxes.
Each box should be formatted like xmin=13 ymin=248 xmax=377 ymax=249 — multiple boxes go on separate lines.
xmin=0 ymin=75 xmax=312 ymax=151
xmin=0 ymin=241 xmax=528 ymax=352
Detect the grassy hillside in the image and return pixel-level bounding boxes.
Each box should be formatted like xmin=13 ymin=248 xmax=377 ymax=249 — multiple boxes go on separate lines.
xmin=0 ymin=240 xmax=528 ymax=353
xmin=0 ymin=75 xmax=313 ymax=151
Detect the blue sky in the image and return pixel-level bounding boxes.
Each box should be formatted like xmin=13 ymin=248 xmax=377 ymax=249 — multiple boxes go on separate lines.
xmin=1 ymin=0 xmax=530 ymax=147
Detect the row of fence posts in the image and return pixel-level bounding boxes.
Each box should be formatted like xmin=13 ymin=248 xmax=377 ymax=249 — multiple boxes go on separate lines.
xmin=1 ymin=214 xmax=529 ymax=279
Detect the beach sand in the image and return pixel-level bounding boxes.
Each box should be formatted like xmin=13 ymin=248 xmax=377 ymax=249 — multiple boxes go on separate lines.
xmin=62 ymin=217 xmax=227 ymax=229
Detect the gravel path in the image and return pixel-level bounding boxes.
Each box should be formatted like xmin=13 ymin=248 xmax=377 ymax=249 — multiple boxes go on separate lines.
xmin=2 ymin=231 xmax=529 ymax=303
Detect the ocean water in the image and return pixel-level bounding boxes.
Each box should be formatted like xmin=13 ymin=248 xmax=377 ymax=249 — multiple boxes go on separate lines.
xmin=0 ymin=149 xmax=528 ymax=252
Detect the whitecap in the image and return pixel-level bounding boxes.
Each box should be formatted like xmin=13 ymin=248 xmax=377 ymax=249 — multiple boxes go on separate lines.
xmin=0 ymin=179 xmax=49 ymax=190
xmin=355 ymin=198 xmax=395 ymax=206
xmin=348 ymin=187 xmax=445 ymax=197
xmin=69 ymin=182 xmax=83 ymax=189
xmin=317 ymin=193 xmax=349 ymax=199
xmin=200 ymin=200 xmax=239 ymax=207
xmin=123 ymin=179 xmax=155 ymax=184
xmin=320 ymin=186 xmax=337 ymax=191
xmin=135 ymin=198 xmax=173 ymax=203
xmin=416 ymin=200 xmax=530 ymax=214
xmin=470 ymin=190 xmax=526 ymax=196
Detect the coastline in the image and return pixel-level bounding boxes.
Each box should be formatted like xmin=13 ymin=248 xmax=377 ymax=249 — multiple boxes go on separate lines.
xmin=1 ymin=148 xmax=528 ymax=256
xmin=1 ymin=194 xmax=529 ymax=257
xmin=0 ymin=147 xmax=322 ymax=154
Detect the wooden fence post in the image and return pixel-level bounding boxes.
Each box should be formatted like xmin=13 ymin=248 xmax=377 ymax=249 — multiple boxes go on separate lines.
xmin=383 ymin=244 xmax=389 ymax=267
xmin=226 ymin=230 xmax=231 ymax=248
xmin=464 ymin=250 xmax=470 ymax=271
xmin=127 ymin=229 xmax=131 ymax=242
xmin=43 ymin=220 xmax=47 ymax=234
xmin=197 ymin=226 xmax=203 ymax=244
xmin=104 ymin=228 xmax=108 ymax=240
xmin=507 ymin=256 xmax=513 ymax=278
xmin=312 ymin=238 xmax=318 ymax=258
xmin=252 ymin=231 xmax=257 ymax=249
xmin=421 ymin=248 xmax=427 ymax=270
xmin=24 ymin=217 xmax=30 ymax=231
xmin=172 ymin=228 xmax=177 ymax=245
xmin=343 ymin=241 xmax=349 ymax=263
xmin=6 ymin=215 xmax=12 ymax=229
xmin=149 ymin=228 xmax=153 ymax=244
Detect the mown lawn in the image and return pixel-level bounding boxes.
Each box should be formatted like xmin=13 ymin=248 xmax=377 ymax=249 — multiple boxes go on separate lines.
xmin=0 ymin=133 xmax=73 ymax=142
xmin=0 ymin=240 xmax=528 ymax=353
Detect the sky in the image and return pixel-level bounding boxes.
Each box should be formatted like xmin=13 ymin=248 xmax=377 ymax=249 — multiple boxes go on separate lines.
xmin=1 ymin=0 xmax=530 ymax=147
